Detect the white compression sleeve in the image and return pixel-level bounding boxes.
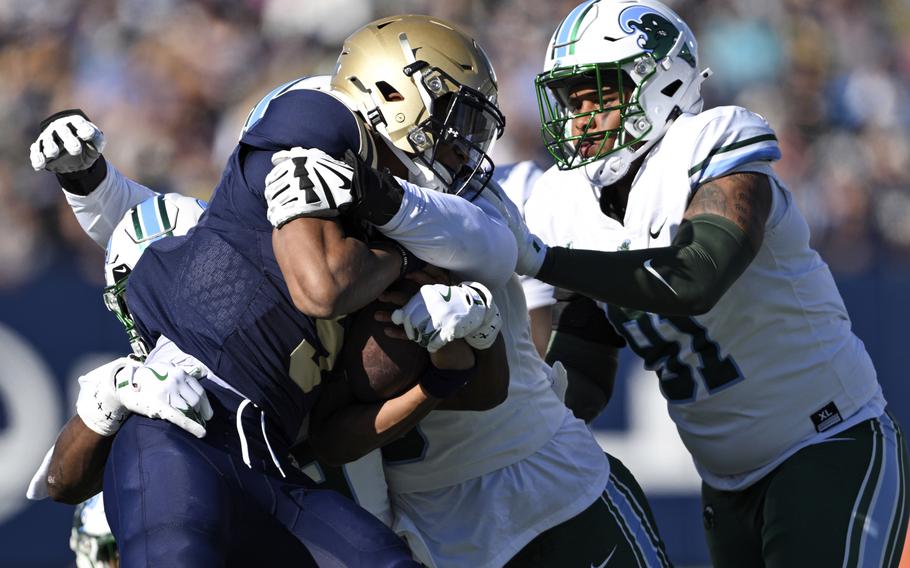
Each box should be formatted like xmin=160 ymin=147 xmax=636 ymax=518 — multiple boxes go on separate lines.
xmin=62 ymin=160 xmax=156 ymax=248
xmin=376 ymin=179 xmax=517 ymax=288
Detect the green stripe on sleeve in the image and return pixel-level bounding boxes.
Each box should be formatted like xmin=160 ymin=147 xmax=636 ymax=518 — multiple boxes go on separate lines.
xmin=688 ymin=134 xmax=778 ymax=177
xmin=131 ymin=208 xmax=144 ymax=240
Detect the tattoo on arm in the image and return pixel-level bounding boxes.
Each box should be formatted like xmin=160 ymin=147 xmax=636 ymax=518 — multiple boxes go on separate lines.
xmin=685 ymin=172 xmax=772 ymax=251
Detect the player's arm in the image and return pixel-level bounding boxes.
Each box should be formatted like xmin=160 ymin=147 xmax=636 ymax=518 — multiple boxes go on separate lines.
xmin=546 ymin=291 xmax=623 ymax=422
xmin=265 ymin=147 xmax=518 ymax=289
xmin=32 ymin=358 xmax=212 ymax=503
xmin=434 ymin=334 xmax=508 ymax=411
xmin=308 ymin=340 xmax=475 ymax=466
xmin=373 ymin=179 xmax=518 ymax=288
xmin=381 ymin=274 xmax=509 ymax=409
xmin=529 ymin=172 xmax=772 ymax=316
xmin=45 ymin=417 xmax=112 ymax=504
xmin=30 ymin=110 xmax=156 ymax=247
xmin=255 ymin=147 xmax=409 ymax=318
xmin=273 ymin=218 xmax=405 ymax=318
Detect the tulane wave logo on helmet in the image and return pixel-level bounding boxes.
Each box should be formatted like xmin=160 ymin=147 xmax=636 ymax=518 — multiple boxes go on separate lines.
xmin=619 ymin=6 xmax=696 ymax=67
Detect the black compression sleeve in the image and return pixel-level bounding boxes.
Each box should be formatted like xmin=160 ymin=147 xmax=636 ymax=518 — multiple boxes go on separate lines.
xmin=55 ymin=158 xmax=107 ymax=196
xmin=536 ymin=214 xmax=756 ymax=316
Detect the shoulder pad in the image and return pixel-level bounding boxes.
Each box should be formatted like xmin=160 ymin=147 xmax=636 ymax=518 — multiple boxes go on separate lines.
xmin=672 ymin=106 xmax=781 ymax=187
xmin=241 ymin=87 xmax=376 ymax=167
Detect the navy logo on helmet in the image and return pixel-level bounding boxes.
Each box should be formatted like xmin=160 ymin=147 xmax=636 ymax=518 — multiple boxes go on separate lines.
xmin=619 ymin=6 xmax=696 ymax=67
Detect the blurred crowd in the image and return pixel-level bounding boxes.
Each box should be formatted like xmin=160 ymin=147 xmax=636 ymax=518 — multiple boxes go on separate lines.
xmin=1 ymin=0 xmax=909 ymax=288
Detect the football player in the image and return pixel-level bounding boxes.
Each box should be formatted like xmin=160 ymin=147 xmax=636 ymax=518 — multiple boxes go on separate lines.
xmin=364 ymin=265 xmax=670 ymax=567
xmin=25 ymin=194 xmax=212 ymax=505
xmin=31 ymin=15 xmax=519 ymax=567
xmin=279 ymin=25 xmax=671 ymax=563
xmin=508 ymin=1 xmax=909 ymax=566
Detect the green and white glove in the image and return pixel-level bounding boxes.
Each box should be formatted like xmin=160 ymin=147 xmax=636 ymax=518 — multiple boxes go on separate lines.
xmin=392 ymin=282 xmax=501 ymax=352
xmin=116 ymin=363 xmax=214 ymax=439
xmin=75 ymin=357 xmax=213 ymax=438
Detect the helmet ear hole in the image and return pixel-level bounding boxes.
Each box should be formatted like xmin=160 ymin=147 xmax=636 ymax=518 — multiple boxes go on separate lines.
xmin=375 ymin=81 xmax=404 ymax=102
xmin=660 ymin=79 xmax=683 ymax=97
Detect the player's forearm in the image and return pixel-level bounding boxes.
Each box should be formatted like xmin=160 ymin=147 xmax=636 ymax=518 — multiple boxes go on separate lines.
xmin=376 ymin=180 xmax=518 ymax=288
xmin=310 ymin=341 xmax=487 ymax=464
xmin=536 ymin=215 xmax=755 ymax=316
xmin=64 ymin=160 xmax=157 ymax=248
xmin=46 ymin=415 xmax=113 ymax=504
xmin=310 ymin=383 xmax=439 ymax=466
xmin=274 ymin=219 xmax=402 ymax=318
xmin=436 ymin=335 xmax=509 ymax=411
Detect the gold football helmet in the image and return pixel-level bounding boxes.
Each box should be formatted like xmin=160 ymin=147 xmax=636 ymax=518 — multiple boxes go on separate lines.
xmin=331 ymin=15 xmax=505 ymax=197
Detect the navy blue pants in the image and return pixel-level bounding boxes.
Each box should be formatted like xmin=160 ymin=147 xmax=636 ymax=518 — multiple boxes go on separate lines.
xmin=102 ymin=412 xmax=416 ymax=567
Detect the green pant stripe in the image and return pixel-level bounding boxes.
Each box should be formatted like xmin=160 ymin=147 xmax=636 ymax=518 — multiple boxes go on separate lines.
xmin=863 ymin=414 xmax=900 ymax=568
xmin=884 ymin=414 xmax=909 ymax=568
xmin=609 ymin=473 xmax=671 ymax=567
xmin=859 ymin=413 xmax=907 ymax=568
xmin=600 ymin=490 xmax=647 ymax=568
xmin=844 ymin=419 xmax=885 ymax=568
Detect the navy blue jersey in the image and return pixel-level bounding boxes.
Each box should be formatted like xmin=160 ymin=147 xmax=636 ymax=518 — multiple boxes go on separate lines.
xmin=127 ymin=83 xmax=373 ymax=449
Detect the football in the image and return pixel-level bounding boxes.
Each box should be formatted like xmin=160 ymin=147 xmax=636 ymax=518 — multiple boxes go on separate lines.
xmin=341 ymin=279 xmax=429 ymax=402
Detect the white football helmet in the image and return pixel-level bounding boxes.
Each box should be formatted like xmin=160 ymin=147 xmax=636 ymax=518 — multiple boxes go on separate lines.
xmin=70 ymin=494 xmax=117 ymax=568
xmin=103 ymin=193 xmax=206 ymax=358
xmin=331 ymin=15 xmax=505 ymax=198
xmin=536 ymin=0 xmax=711 ymax=186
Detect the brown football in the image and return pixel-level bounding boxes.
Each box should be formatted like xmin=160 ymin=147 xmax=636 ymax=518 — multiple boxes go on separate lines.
xmin=341 ymin=279 xmax=428 ymax=402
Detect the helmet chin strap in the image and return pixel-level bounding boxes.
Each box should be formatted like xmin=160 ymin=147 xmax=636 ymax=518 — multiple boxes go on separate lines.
xmin=584 ymin=152 xmax=632 ymax=188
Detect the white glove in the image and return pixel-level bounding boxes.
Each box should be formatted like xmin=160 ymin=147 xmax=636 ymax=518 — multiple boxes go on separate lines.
xmin=75 ymin=357 xmax=214 ymax=438
xmin=30 ymin=111 xmax=105 ymax=173
xmin=464 ymin=299 xmax=502 ymax=351
xmin=392 ymin=282 xmax=501 ymax=352
xmin=265 ymin=147 xmax=354 ymax=227
xmin=480 ymin=186 xmax=548 ymax=276
xmin=75 ymin=357 xmax=137 ymax=437
xmin=116 ymin=363 xmax=214 ymax=439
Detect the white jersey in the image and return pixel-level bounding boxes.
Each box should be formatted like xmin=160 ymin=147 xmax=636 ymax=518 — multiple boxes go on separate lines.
xmin=384 ymin=275 xmax=608 ymax=567
xmin=525 ymin=105 xmax=883 ymax=489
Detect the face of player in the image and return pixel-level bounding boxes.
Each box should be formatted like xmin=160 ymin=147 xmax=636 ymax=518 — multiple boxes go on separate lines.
xmin=565 ymin=78 xmax=629 ymax=159
xmin=418 ymin=89 xmax=503 ymax=195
